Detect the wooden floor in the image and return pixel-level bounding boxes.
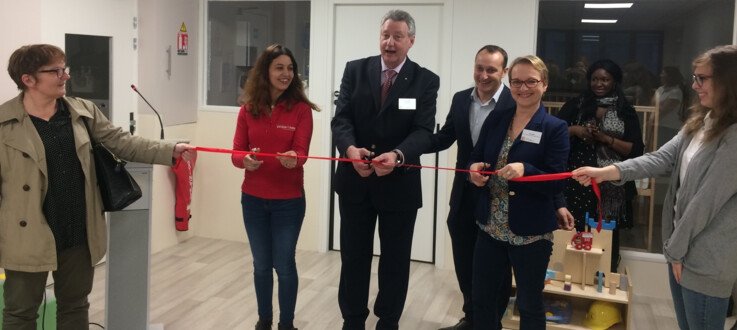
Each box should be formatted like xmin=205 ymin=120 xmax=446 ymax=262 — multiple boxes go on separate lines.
xmin=82 ymin=236 xmax=729 ymax=329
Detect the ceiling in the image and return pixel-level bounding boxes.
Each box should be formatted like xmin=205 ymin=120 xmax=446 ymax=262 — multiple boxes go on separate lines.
xmin=538 ymin=0 xmax=725 ymax=31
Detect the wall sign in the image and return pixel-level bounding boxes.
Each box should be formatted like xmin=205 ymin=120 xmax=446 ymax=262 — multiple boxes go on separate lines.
xmin=177 ymin=22 xmax=188 ymax=55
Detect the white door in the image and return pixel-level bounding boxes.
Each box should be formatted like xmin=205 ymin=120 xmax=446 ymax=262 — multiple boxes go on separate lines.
xmin=329 ymin=3 xmax=444 ymax=262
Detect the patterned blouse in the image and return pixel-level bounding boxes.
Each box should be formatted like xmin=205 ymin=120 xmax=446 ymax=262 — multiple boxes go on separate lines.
xmin=478 ymin=132 xmax=554 ymax=245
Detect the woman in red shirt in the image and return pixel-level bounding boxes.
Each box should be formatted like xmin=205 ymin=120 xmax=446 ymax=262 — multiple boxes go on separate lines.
xmin=231 ymin=44 xmax=320 ymax=330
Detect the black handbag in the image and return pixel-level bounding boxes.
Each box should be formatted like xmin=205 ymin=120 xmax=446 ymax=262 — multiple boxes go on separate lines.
xmin=83 ymin=119 xmax=142 ymax=211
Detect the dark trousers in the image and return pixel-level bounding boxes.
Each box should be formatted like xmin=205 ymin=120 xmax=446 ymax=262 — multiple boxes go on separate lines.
xmin=337 ymin=197 xmax=418 ymax=330
xmin=472 ymin=233 xmax=552 ymax=330
xmin=3 ymin=245 xmax=94 ymax=330
xmin=446 ymin=185 xmax=479 ymax=321
xmin=241 ymin=193 xmax=306 ymax=324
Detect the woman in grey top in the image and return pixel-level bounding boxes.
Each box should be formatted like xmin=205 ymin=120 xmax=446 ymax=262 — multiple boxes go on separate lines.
xmin=572 ymin=45 xmax=737 ymax=330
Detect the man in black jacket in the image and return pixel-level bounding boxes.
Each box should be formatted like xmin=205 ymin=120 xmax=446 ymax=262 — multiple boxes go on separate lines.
xmin=331 ymin=9 xmax=439 ymax=330
xmin=428 ymin=45 xmax=513 ymax=330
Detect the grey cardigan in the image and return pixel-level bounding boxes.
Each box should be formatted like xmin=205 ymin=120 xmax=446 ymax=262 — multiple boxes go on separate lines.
xmin=614 ymin=123 xmax=737 ymax=298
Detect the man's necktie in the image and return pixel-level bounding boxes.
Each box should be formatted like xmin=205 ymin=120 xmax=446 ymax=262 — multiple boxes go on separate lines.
xmin=381 ymin=69 xmax=397 ymax=105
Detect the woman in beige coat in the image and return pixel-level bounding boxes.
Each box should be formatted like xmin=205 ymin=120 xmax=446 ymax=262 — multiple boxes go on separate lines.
xmin=0 ymin=44 xmax=194 ymax=329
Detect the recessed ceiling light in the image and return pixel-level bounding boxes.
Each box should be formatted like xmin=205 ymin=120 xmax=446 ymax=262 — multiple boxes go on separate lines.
xmin=581 ymin=19 xmax=618 ymax=23
xmin=584 ymin=3 xmax=633 ymax=9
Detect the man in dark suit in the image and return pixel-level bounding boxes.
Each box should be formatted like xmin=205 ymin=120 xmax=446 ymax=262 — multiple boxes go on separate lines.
xmin=331 ymin=9 xmax=439 ymax=330
xmin=427 ymin=45 xmax=513 ymax=330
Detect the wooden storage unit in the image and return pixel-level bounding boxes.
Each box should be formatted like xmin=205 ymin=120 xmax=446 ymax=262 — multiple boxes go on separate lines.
xmin=502 ymin=230 xmax=634 ymax=329
xmin=503 ymin=270 xmax=633 ymax=329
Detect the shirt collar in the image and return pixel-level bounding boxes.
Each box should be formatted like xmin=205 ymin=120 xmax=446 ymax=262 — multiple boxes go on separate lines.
xmin=470 ymin=84 xmax=506 ymax=106
xmin=381 ymin=57 xmax=407 ymax=74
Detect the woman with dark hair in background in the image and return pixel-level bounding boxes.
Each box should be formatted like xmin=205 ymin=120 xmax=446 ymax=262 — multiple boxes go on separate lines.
xmin=573 ymin=44 xmax=737 ymax=330
xmin=556 ymin=59 xmax=644 ymax=272
xmin=231 ymin=44 xmax=319 ymax=330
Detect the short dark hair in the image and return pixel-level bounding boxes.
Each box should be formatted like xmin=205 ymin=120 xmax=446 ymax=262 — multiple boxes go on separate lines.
xmin=381 ymin=9 xmax=416 ymax=37
xmin=476 ymin=45 xmax=508 ymax=68
xmin=7 ymin=44 xmax=66 ymax=91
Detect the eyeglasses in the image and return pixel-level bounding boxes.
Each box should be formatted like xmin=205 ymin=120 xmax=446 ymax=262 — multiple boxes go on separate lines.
xmin=37 ymin=67 xmax=70 ymax=78
xmin=692 ymin=74 xmax=712 ymax=87
xmin=510 ymin=79 xmax=542 ymax=89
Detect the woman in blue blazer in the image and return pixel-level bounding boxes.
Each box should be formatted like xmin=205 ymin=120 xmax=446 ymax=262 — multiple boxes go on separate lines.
xmin=468 ymin=55 xmax=570 ymax=329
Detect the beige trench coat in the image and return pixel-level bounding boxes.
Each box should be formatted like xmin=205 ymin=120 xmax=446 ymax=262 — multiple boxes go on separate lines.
xmin=0 ymin=93 xmax=175 ymax=272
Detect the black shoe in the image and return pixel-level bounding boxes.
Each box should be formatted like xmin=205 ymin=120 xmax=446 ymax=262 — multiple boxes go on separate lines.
xmin=255 ymin=318 xmax=273 ymax=330
xmin=278 ymin=322 xmax=297 ymax=330
xmin=438 ymin=318 xmax=472 ymax=330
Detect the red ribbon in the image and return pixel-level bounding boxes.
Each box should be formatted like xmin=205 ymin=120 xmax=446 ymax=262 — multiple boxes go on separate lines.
xmin=195 ymin=146 xmax=604 ymax=231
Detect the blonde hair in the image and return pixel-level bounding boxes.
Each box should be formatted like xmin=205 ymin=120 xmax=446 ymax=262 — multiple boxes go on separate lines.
xmin=509 ymin=55 xmax=548 ymax=85
xmin=683 ymin=45 xmax=737 ymax=142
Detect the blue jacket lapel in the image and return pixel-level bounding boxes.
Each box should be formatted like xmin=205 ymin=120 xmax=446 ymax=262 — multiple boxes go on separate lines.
xmin=458 ymin=89 xmax=474 ymax=147
xmin=511 ymin=105 xmax=547 ymax=149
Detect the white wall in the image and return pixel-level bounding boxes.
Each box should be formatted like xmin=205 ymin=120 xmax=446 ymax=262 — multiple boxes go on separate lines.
xmin=0 ymin=0 xmax=41 ymax=100
xmin=137 ymin=0 xmax=199 ymax=126
xmin=38 ymin=0 xmax=138 ymax=129
xmin=136 ymin=0 xmax=200 ymax=252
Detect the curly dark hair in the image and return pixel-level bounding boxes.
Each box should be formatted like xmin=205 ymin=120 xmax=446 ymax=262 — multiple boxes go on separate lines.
xmin=578 ymin=59 xmax=637 ymax=120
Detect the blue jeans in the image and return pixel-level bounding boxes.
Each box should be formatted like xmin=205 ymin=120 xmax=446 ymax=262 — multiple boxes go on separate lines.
xmin=669 ymin=265 xmax=729 ymax=330
xmin=241 ymin=193 xmax=305 ymax=324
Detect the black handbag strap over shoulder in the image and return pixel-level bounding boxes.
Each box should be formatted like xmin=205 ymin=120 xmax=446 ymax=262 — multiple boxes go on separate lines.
xmin=81 ymin=117 xmax=98 ymax=145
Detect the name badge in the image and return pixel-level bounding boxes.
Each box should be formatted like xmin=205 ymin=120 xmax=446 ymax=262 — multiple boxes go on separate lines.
xmin=398 ymin=98 xmax=416 ymax=110
xmin=521 ymin=129 xmax=542 ymax=144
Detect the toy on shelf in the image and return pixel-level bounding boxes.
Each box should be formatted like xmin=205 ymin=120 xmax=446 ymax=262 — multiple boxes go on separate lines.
xmin=619 ymin=274 xmax=629 ymax=292
xmin=585 ymin=212 xmax=617 ymax=231
xmin=545 ymin=269 xmax=558 ymax=284
xmin=596 ymin=271 xmax=604 ymax=293
xmin=584 ymin=301 xmax=623 ymax=330
xmin=544 ymin=297 xmax=573 ymax=324
xmin=571 ymin=230 xmax=594 ymax=250
xmin=609 ymin=273 xmax=621 ymax=295
xmin=563 ymin=274 xmax=572 ymax=291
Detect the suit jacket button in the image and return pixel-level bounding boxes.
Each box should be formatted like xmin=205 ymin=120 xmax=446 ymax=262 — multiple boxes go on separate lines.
xmin=23 ymin=184 xmax=30 ymax=191
xmin=509 ymin=191 xmax=516 ymax=196
xmin=22 ymin=152 xmax=30 ymax=158
xmin=19 ymin=220 xmax=27 ymax=227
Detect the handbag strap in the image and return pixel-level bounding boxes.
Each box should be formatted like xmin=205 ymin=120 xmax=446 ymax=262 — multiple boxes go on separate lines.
xmin=81 ymin=117 xmax=98 ymax=145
